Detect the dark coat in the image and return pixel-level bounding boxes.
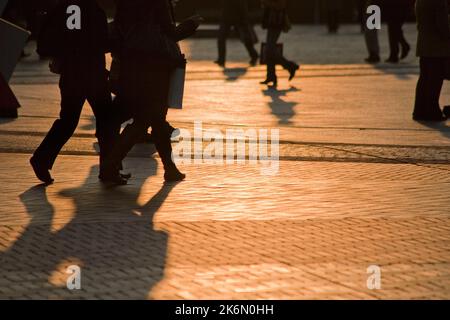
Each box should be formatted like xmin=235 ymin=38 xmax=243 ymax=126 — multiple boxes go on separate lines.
xmin=261 ymin=0 xmax=291 ymax=31
xmin=415 ymin=0 xmax=450 ymax=57
xmin=114 ymin=0 xmax=198 ymax=66
xmin=37 ymin=0 xmax=109 ymax=73
xmin=221 ymin=0 xmax=250 ymax=25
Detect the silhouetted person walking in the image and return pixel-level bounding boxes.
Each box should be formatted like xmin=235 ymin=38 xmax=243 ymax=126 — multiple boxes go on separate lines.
xmin=325 ymin=0 xmax=340 ymax=34
xmin=215 ymin=0 xmax=259 ymax=67
xmin=382 ymin=0 xmax=412 ymax=63
xmin=260 ymin=0 xmax=299 ymax=87
xmin=364 ymin=0 xmax=381 ymax=63
xmin=30 ymin=0 xmax=115 ymax=184
xmin=413 ymin=0 xmax=450 ymax=121
xmin=102 ymin=0 xmax=201 ymax=184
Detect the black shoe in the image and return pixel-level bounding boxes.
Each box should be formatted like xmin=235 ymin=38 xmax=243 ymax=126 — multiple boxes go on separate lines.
xmin=260 ymin=77 xmax=278 ymax=87
xmin=164 ymin=166 xmax=186 ymax=182
xmin=443 ymin=106 xmax=450 ymax=119
xmin=365 ymin=55 xmax=380 ymax=64
xmin=249 ymin=55 xmax=259 ymax=66
xmin=288 ymin=63 xmax=300 ymax=81
xmin=30 ymin=157 xmax=54 ymax=184
xmin=214 ymin=60 xmax=225 ymax=67
xmin=401 ymin=43 xmax=410 ymax=60
xmin=99 ymin=173 xmax=128 ymax=185
xmin=385 ymin=57 xmax=399 ymax=64
xmin=120 ymin=172 xmax=132 ymax=180
xmin=413 ymin=113 xmax=447 ymax=122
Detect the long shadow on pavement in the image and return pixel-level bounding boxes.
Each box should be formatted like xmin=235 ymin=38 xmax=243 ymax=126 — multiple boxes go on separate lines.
xmin=0 ymin=159 xmax=176 ymax=299
xmin=262 ymin=86 xmax=300 ymax=125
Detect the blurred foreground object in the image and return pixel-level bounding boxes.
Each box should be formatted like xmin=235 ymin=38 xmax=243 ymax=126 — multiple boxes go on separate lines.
xmin=0 ymin=17 xmax=29 ymax=118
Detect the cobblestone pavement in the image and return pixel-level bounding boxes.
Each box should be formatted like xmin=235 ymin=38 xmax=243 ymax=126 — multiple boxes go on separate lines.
xmin=0 ymin=25 xmax=449 ymax=299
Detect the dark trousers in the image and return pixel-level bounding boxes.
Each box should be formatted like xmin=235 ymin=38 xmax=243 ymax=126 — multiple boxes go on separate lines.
xmin=413 ymin=57 xmax=446 ymax=117
xmin=265 ymin=28 xmax=294 ymax=79
xmin=105 ymin=59 xmax=174 ymax=171
xmin=217 ymin=21 xmax=258 ymax=63
xmin=33 ymin=70 xmax=115 ymax=170
xmin=387 ymin=18 xmax=408 ymax=59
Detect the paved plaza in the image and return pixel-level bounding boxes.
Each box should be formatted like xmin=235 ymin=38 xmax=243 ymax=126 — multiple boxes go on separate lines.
xmin=0 ymin=24 xmax=449 ymax=299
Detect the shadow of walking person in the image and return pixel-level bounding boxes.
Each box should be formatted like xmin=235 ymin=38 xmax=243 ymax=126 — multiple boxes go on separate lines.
xmin=0 ymin=158 xmax=177 ymax=299
xmin=222 ymin=67 xmax=248 ymax=82
xmin=262 ymin=86 xmax=300 ymax=125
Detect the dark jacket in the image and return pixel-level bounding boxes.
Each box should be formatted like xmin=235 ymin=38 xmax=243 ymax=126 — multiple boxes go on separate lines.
xmin=114 ymin=0 xmax=198 ymax=65
xmin=415 ymin=0 xmax=450 ymax=57
xmin=37 ymin=0 xmax=109 ymax=66
xmin=380 ymin=0 xmax=414 ymax=21
xmin=221 ymin=0 xmax=250 ymax=25
xmin=262 ymin=0 xmax=291 ymax=32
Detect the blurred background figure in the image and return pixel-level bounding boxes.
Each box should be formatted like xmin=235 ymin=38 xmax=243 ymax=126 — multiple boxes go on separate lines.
xmin=260 ymin=0 xmax=299 ymax=87
xmin=215 ymin=0 xmax=259 ymax=67
xmin=413 ymin=0 xmax=450 ymax=122
xmin=325 ymin=0 xmax=341 ymax=34
xmin=364 ymin=0 xmax=380 ymax=63
xmin=381 ymin=0 xmax=412 ymax=63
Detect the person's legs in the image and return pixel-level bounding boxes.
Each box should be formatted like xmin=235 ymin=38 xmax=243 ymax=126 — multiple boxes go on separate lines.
xmin=217 ymin=21 xmax=230 ymax=65
xmin=398 ymin=19 xmax=410 ymax=59
xmin=264 ymin=28 xmax=281 ymax=81
xmin=86 ymin=79 xmax=116 ymax=172
xmin=33 ymin=83 xmax=85 ymax=170
xmin=387 ymin=20 xmax=401 ymax=61
xmin=236 ymin=24 xmax=259 ymax=64
xmin=413 ymin=57 xmax=445 ymax=120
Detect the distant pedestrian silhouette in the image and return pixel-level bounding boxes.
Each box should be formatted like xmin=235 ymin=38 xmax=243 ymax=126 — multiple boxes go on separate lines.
xmin=364 ymin=0 xmax=381 ymax=63
xmin=215 ymin=0 xmax=259 ymax=67
xmin=413 ymin=0 xmax=450 ymax=122
xmin=381 ymin=0 xmax=412 ymax=63
xmin=260 ymin=0 xmax=299 ymax=87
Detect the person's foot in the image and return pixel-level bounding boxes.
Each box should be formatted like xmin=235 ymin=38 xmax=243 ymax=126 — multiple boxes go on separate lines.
xmin=164 ymin=166 xmax=186 ymax=182
xmin=260 ymin=77 xmax=278 ymax=87
xmin=214 ymin=60 xmax=225 ymax=67
xmin=288 ymin=63 xmax=300 ymax=81
xmin=413 ymin=113 xmax=447 ymax=122
xmin=401 ymin=43 xmax=410 ymax=60
xmin=385 ymin=57 xmax=399 ymax=64
xmin=30 ymin=157 xmax=54 ymax=184
xmin=120 ymin=172 xmax=132 ymax=180
xmin=99 ymin=173 xmax=128 ymax=185
xmin=365 ymin=55 xmax=380 ymax=64
xmin=249 ymin=55 xmax=259 ymax=67
xmin=443 ymin=106 xmax=450 ymax=119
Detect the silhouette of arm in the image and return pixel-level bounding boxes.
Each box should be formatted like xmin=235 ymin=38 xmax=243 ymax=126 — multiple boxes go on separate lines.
xmin=156 ymin=0 xmax=199 ymax=42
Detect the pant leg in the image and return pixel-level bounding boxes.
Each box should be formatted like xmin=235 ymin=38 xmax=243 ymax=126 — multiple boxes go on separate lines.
xmin=217 ymin=21 xmax=231 ymax=63
xmin=387 ymin=20 xmax=401 ymax=59
xmin=265 ymin=28 xmax=280 ymax=79
xmin=236 ymin=23 xmax=258 ymax=60
xmin=413 ymin=57 xmax=445 ymax=117
xmin=86 ymin=76 xmax=115 ymax=169
xmin=33 ymin=77 xmax=85 ymax=169
xmin=364 ymin=28 xmax=380 ymax=57
xmin=266 ymin=28 xmax=295 ymax=76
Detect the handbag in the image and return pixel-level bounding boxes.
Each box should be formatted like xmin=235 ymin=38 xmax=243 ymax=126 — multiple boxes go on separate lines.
xmin=167 ymin=63 xmax=186 ymax=109
xmin=259 ymin=42 xmax=284 ymax=65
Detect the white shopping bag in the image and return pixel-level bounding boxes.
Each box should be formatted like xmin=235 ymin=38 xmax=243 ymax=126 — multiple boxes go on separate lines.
xmin=0 ymin=18 xmax=30 ymax=82
xmin=167 ymin=67 xmax=186 ymax=109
